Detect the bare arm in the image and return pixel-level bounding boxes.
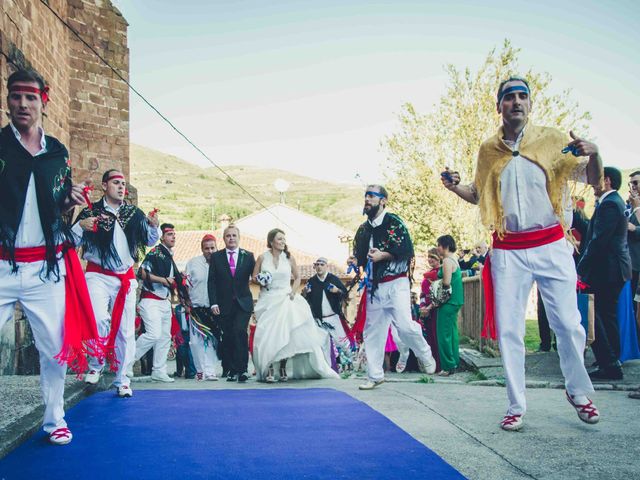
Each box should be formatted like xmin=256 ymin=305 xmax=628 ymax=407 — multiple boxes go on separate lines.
xmin=568 ymin=131 xmax=602 ymax=187
xmin=440 ymin=171 xmax=479 ymax=205
xmin=442 ymin=258 xmax=454 ymax=287
xmin=289 ymin=255 xmax=300 ymax=298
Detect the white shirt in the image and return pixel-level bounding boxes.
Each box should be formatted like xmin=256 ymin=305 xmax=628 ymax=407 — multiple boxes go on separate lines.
xmin=315 ymin=273 xmax=335 ymax=317
xmin=11 ymin=123 xmax=48 ymax=248
xmin=186 ymin=255 xmax=210 ymax=307
xmin=501 ymin=129 xmax=587 ymax=232
xmin=71 ymin=200 xmax=160 ymax=273
xmin=596 ymin=189 xmax=615 ymax=205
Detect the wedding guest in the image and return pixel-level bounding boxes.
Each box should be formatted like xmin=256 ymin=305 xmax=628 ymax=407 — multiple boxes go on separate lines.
xmin=420 ymin=248 xmax=442 ymax=372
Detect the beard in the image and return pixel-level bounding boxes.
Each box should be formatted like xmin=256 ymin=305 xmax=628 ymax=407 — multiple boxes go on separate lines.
xmin=363 ymin=203 xmax=380 ymax=220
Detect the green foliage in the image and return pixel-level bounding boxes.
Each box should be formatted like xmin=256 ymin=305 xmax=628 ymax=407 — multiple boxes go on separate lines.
xmin=383 ymin=40 xmax=592 ymax=252
xmin=417 ymin=375 xmax=435 ymax=384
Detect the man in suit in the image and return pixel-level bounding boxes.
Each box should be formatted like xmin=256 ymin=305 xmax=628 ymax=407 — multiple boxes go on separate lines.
xmin=208 ymin=225 xmax=255 ymax=382
xmin=578 ymin=166 xmax=632 ymax=380
xmin=626 ymin=171 xmax=640 ymax=306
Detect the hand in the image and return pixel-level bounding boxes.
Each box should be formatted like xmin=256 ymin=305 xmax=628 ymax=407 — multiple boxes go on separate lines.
xmin=328 ymin=285 xmax=340 ymax=294
xmin=440 ymin=167 xmax=461 ymax=191
xmin=346 ymin=255 xmax=357 ymax=267
xmin=568 ymin=131 xmax=598 ymax=157
xmin=629 ymin=223 xmax=637 ymax=232
xmin=147 ymin=212 xmax=159 ymax=227
xmin=164 ymin=277 xmax=175 ymax=288
xmin=67 ymin=180 xmax=92 ymax=207
xmin=79 ymin=216 xmax=98 ymax=232
xmin=367 ymin=248 xmax=387 ymax=263
xmin=419 ymin=306 xmax=429 ymax=316
xmin=211 ymin=305 xmax=220 ymax=315
xmin=629 ymin=193 xmax=640 ymax=208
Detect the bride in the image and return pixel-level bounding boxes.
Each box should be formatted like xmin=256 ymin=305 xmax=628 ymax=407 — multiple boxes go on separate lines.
xmin=252 ymin=228 xmax=339 ymax=382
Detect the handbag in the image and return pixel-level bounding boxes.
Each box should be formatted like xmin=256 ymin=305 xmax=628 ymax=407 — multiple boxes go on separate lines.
xmin=428 ymin=279 xmax=452 ymax=308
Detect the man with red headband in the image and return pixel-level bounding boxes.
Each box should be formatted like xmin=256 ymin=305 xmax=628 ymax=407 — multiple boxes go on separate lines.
xmin=72 ymin=169 xmax=160 ymax=397
xmin=134 ymin=223 xmax=187 ymax=382
xmin=0 ymin=69 xmax=103 ymax=445
xmin=186 ymin=234 xmax=221 ymax=381
xmin=442 ymin=76 xmax=603 ymax=431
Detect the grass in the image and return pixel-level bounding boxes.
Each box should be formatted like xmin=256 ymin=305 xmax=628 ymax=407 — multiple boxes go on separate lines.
xmin=467 ymin=371 xmax=488 ymax=382
xmin=524 ymin=318 xmax=542 ymax=352
xmin=416 ymin=375 xmax=435 ymax=384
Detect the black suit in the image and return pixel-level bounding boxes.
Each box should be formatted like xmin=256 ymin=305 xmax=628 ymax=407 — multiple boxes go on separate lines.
xmin=208 ymin=248 xmax=256 ymax=376
xmin=577 ymin=190 xmax=632 ymax=370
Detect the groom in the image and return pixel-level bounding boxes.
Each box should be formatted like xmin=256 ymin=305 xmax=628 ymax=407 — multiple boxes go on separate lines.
xmin=208 ymin=225 xmax=255 ymax=382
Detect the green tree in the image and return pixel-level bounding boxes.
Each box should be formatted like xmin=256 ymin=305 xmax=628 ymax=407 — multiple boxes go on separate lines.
xmin=384 ymin=40 xmax=592 ymax=252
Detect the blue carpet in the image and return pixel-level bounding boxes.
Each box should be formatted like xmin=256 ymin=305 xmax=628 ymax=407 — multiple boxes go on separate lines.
xmin=0 ymin=388 xmax=465 ymax=479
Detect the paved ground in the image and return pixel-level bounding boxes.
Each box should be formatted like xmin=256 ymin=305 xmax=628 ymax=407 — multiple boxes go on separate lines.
xmin=2 ymin=355 xmax=640 ymax=479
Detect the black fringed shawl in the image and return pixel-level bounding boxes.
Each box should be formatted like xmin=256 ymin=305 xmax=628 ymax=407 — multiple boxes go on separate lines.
xmin=76 ymin=198 xmax=149 ymax=271
xmin=352 ymin=212 xmax=414 ymax=295
xmin=0 ymin=125 xmax=74 ymax=279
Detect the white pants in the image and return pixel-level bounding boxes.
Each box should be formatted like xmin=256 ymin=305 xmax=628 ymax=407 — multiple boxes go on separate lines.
xmin=363 ymin=277 xmax=433 ymax=382
xmin=86 ymin=272 xmax=138 ymax=387
xmin=390 ymin=323 xmax=410 ymax=365
xmin=492 ymin=238 xmax=594 ymax=415
xmin=190 ymin=330 xmax=218 ymax=376
xmin=0 ymin=260 xmax=67 ymax=433
xmin=135 ymin=298 xmax=172 ymax=376
xmin=319 ymin=314 xmax=352 ymax=365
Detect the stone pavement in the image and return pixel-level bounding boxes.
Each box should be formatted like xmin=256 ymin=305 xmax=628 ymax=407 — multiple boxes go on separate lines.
xmin=2 ymin=356 xmax=640 ymax=479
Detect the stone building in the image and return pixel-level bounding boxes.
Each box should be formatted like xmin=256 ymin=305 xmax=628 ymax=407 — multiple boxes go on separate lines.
xmin=0 ymin=0 xmax=130 ymax=374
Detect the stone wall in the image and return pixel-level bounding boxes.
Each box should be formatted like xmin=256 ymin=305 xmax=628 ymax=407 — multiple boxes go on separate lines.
xmin=0 ymin=0 xmax=129 ymax=375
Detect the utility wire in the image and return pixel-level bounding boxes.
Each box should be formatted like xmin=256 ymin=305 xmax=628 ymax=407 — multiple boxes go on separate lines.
xmin=39 ymin=0 xmax=294 ymax=230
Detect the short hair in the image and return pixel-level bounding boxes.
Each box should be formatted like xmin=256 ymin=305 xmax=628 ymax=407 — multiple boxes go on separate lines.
xmin=366 ymin=184 xmax=389 ymax=199
xmin=497 ymin=76 xmax=530 ymax=101
xmin=604 ymin=166 xmax=622 ymax=191
xmin=223 ymin=225 xmax=240 ymax=237
xmin=629 ymin=171 xmax=640 ymax=178
xmin=160 ymin=223 xmax=175 ymax=233
xmin=437 ymin=234 xmax=457 ymax=253
xmin=101 ymin=169 xmax=124 ymax=183
xmin=7 ymin=69 xmax=45 ymax=91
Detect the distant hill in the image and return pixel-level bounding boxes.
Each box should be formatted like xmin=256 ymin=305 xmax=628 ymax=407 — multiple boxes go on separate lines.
xmin=130 ymin=144 xmax=364 ymax=232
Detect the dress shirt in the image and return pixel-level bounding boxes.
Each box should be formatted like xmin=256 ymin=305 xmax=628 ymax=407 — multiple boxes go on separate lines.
xmin=186 ymin=255 xmax=210 ymax=307
xmin=501 ymin=128 xmax=587 ymax=232
xmin=11 ymin=123 xmax=48 ymax=248
xmin=315 ymin=273 xmax=335 ymax=317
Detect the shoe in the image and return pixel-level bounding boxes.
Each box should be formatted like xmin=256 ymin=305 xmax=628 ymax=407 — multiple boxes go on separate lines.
xmin=238 ymin=373 xmax=248 ymax=383
xmin=536 ymin=346 xmax=551 ymax=353
xmin=628 ymin=390 xmax=640 ymax=399
xmin=171 ymin=372 xmax=183 ymax=378
xmin=278 ymin=367 xmax=288 ymax=383
xmin=265 ymin=366 xmax=276 ymax=383
xmin=227 ymin=374 xmax=238 ymax=382
xmin=588 ymin=367 xmax=623 ymax=381
xmin=196 ymin=372 xmax=204 ymax=382
xmin=49 ymin=427 xmax=73 ymax=445
xmin=500 ymin=414 xmax=523 ymax=431
xmin=437 ymin=370 xmax=452 ymax=377
xmin=566 ymin=391 xmax=599 ymax=424
xmin=151 ymin=372 xmax=175 ymax=383
xmin=395 ymin=361 xmax=406 ymax=373
xmin=126 ymin=370 xmax=134 ymax=378
xmin=418 ymin=356 xmax=437 ymax=375
xmin=359 ymin=379 xmax=384 ymax=390
xmin=84 ymin=370 xmax=101 ymax=385
xmin=117 ymin=385 xmax=133 ymax=398
xmin=205 ymin=374 xmax=218 ymax=381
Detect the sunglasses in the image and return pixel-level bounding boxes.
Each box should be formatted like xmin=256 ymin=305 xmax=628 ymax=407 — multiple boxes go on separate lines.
xmin=314 ymin=262 xmax=326 ymax=266
xmin=630 ymin=180 xmax=640 ymax=187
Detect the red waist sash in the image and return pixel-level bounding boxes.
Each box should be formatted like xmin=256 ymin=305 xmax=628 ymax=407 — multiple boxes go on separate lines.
xmin=482 ymin=224 xmax=565 ymax=340
xmin=86 ymin=262 xmax=135 ymax=370
xmin=141 ymin=290 xmax=167 ymax=301
xmin=0 ymin=244 xmax=105 ymax=374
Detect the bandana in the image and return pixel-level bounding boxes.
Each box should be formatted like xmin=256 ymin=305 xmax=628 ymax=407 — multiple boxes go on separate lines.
xmin=162 ymin=227 xmax=175 ymax=234
xmin=9 ymin=84 xmax=50 ymax=104
xmin=201 ymin=234 xmax=216 ymax=245
xmin=365 ymin=190 xmax=385 ymax=199
xmin=107 ymin=174 xmax=125 ymax=181
xmin=497 ymin=83 xmax=529 ymax=106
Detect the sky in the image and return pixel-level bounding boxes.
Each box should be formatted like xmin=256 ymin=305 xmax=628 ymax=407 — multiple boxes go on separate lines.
xmin=112 ymin=0 xmax=640 ymax=184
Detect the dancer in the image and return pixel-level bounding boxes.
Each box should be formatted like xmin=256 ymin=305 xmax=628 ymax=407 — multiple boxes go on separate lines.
xmin=252 ymin=229 xmax=339 ymax=382
xmin=75 ymin=169 xmax=160 ymax=397
xmin=134 ymin=223 xmax=185 ymax=382
xmin=208 ymin=225 xmax=255 ymax=382
xmin=349 ymin=185 xmax=436 ymax=390
xmin=304 ymin=257 xmax=354 ymax=370
xmin=0 ymin=70 xmax=103 ymax=445
xmin=442 ymin=76 xmax=602 ymax=430
xmin=186 ymin=234 xmax=221 ymax=381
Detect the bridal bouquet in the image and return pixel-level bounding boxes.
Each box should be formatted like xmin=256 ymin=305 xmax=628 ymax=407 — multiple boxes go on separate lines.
xmin=256 ymin=271 xmax=273 ymax=290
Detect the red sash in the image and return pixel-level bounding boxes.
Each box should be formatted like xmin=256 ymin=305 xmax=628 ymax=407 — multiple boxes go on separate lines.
xmin=351 ymin=272 xmax=408 ymax=341
xmin=0 ymin=244 xmax=105 ymax=374
xmin=482 ymin=224 xmax=565 ymax=340
xmin=86 ymin=262 xmax=135 ymax=371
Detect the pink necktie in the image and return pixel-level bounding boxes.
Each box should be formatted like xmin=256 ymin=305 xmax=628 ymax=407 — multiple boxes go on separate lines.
xmin=228 ymin=251 xmax=236 ymax=277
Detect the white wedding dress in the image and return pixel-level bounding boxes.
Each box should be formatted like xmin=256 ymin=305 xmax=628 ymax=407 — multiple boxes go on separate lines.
xmin=253 ymin=251 xmax=339 ymax=381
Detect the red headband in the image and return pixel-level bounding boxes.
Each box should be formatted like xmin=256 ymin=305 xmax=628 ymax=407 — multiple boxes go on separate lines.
xmin=107 ymin=174 xmax=125 ymax=181
xmin=9 ymin=85 xmax=50 ymax=104
xmin=162 ymin=228 xmax=175 ymax=234
xmin=201 ymin=234 xmax=216 ymax=244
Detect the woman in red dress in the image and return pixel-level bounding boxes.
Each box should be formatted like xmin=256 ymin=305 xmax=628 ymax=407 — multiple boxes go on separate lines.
xmin=419 ymin=248 xmax=442 ymax=373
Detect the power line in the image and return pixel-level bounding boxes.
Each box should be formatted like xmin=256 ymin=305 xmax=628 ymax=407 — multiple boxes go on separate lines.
xmin=39 ymin=0 xmax=294 ymax=231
